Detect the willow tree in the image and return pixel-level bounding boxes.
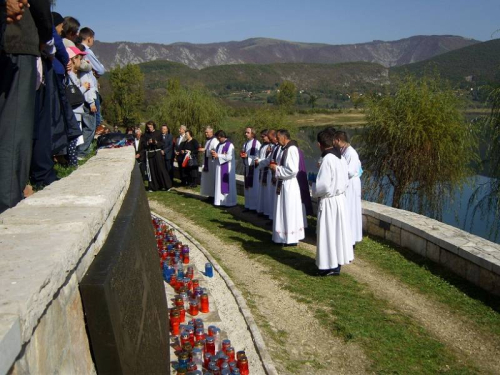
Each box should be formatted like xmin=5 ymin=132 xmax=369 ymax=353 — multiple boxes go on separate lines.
xmin=469 ymin=88 xmax=500 ymax=238
xmin=360 ymin=75 xmax=478 ymax=218
xmin=277 ymin=81 xmax=297 ymax=111
xmin=148 ymin=84 xmax=226 ymax=139
xmin=104 ymin=64 xmax=145 ymax=127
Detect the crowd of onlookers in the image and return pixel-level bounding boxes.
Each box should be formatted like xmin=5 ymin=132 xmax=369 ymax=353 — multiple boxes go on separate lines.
xmin=0 ymin=0 xmax=106 ymax=214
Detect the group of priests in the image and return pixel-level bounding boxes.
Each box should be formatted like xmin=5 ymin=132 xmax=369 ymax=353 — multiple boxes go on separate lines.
xmin=198 ymin=126 xmax=362 ymax=277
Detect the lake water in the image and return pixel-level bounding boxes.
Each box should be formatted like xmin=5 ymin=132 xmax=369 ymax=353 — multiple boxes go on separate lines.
xmin=296 ymin=125 xmax=500 ymax=244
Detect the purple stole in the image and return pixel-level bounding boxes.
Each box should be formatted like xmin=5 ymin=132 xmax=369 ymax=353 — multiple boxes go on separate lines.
xmin=270 ymin=144 xmax=280 ymax=186
xmin=218 ymin=141 xmax=232 ymax=194
xmin=203 ymin=138 xmax=214 ymax=172
xmin=244 ymin=139 xmax=257 ymax=189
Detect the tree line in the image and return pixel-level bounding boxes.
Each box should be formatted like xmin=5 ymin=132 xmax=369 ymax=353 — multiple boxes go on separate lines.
xmin=102 ymin=64 xmax=500 ymax=234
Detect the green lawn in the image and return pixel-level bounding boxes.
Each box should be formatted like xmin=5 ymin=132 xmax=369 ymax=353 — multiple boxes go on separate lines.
xmin=151 ymin=190 xmax=485 ymax=374
xmin=355 ymin=236 xmax=500 ymax=338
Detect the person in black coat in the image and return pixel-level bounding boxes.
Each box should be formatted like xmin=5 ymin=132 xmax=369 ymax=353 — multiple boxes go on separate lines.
xmin=0 ymin=0 xmax=53 ymax=213
xmin=160 ymin=124 xmax=174 ymax=182
xmin=180 ymin=130 xmax=200 ymax=188
xmin=143 ymin=121 xmax=172 ymax=191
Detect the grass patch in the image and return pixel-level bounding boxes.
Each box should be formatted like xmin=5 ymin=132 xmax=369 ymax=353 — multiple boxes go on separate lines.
xmin=356 ymin=236 xmax=500 ymax=338
xmin=54 ymin=142 xmax=96 ymax=179
xmin=32 ymin=143 xmax=96 ymax=192
xmin=151 ymin=191 xmax=480 ymax=374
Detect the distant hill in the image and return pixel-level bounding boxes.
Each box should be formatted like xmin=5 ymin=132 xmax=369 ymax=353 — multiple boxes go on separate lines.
xmin=390 ymin=38 xmax=500 ymax=87
xmin=92 ymin=35 xmax=479 ymax=70
xmin=129 ymin=60 xmax=389 ymax=95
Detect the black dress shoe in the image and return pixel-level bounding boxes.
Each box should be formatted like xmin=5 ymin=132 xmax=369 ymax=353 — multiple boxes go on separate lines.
xmin=242 ymin=208 xmax=250 ymax=213
xmin=317 ymin=267 xmax=341 ymax=276
xmin=317 ymin=269 xmax=331 ymax=276
xmin=282 ymin=243 xmax=297 ymax=247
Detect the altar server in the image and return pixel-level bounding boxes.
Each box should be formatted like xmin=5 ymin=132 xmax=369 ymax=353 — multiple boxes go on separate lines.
xmin=312 ymin=130 xmax=353 ymax=276
xmin=212 ymin=130 xmax=237 ymax=207
xmin=334 ymin=131 xmax=363 ymax=246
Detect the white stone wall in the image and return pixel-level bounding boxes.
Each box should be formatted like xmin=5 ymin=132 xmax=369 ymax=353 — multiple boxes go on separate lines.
xmin=361 ymin=201 xmax=500 ymax=295
xmin=0 ymin=147 xmax=135 ymax=375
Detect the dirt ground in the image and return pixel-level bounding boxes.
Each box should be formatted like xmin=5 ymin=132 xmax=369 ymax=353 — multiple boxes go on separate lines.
xmin=150 ymin=197 xmax=500 ymax=374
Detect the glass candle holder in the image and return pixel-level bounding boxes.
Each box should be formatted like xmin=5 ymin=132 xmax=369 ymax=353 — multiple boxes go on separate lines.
xmin=205 ymin=263 xmax=214 ymax=278
xmin=200 ymin=294 xmax=210 ymax=313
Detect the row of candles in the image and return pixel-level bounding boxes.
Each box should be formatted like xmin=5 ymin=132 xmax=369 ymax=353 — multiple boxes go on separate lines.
xmin=152 ymin=217 xmax=250 ymax=374
xmin=171 ymin=318 xmax=250 ymax=375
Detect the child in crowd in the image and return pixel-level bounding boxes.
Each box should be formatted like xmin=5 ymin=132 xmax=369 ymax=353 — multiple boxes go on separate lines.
xmin=66 ymin=46 xmax=92 ymax=166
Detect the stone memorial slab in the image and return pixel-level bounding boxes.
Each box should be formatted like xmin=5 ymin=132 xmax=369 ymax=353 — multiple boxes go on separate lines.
xmin=80 ymin=166 xmax=170 ymax=375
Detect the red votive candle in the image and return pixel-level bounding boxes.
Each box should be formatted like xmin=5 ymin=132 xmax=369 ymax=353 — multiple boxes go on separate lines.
xmin=226 ymin=347 xmax=235 ymax=362
xmin=170 ymin=311 xmax=180 ymax=335
xmin=180 ymin=331 xmax=190 ymax=346
xmin=238 ymin=356 xmax=249 ymax=375
xmin=205 ymin=336 xmax=216 ymax=356
xmin=195 ymin=328 xmax=205 ymax=342
xmin=200 ymin=294 xmax=210 ymax=313
xmin=189 ymin=300 xmax=199 ymax=316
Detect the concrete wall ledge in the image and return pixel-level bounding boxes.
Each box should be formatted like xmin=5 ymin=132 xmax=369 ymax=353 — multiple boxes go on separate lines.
xmin=361 ymin=200 xmax=500 ymax=294
xmin=0 ymin=147 xmax=135 ymax=374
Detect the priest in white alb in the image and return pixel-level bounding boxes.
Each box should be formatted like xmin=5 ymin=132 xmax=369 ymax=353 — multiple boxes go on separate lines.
xmin=200 ymin=126 xmax=220 ymax=202
xmin=269 ymin=129 xmax=306 ymax=245
xmin=312 ymin=130 xmax=353 ymax=276
xmin=334 ymin=131 xmax=363 ymax=247
xmin=259 ymin=129 xmax=281 ymax=220
xmin=212 ymin=130 xmax=237 ymax=207
xmin=241 ymin=127 xmax=261 ymax=212
xmin=255 ymin=129 xmax=272 ymax=216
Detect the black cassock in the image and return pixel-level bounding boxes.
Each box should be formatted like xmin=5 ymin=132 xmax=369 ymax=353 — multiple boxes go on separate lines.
xmin=143 ymin=130 xmax=172 ymax=191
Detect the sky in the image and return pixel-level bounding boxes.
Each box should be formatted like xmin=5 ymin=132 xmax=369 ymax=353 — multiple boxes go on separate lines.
xmin=53 ymin=0 xmax=499 ymax=45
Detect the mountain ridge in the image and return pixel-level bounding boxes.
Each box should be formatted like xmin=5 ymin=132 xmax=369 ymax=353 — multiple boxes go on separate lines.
xmin=92 ymin=35 xmax=479 ymax=71
xmin=390 ymin=38 xmax=500 ymax=87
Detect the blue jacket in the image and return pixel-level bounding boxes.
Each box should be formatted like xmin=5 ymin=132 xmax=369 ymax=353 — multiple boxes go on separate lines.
xmin=52 ymin=27 xmax=69 ymax=76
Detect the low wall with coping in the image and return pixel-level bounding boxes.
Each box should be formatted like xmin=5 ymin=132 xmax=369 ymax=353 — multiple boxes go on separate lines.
xmin=231 ymin=173 xmax=499 ymax=295
xmin=360 ymin=201 xmax=500 ymax=295
xmin=0 ymin=147 xmax=136 ymax=375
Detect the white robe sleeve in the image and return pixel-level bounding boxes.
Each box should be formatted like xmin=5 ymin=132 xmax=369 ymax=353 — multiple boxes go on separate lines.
xmin=258 ymin=145 xmax=275 ymax=168
xmin=276 ymin=146 xmax=299 ymax=180
xmin=312 ymin=158 xmax=332 ymax=198
xmin=345 ymin=147 xmax=361 ymax=179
